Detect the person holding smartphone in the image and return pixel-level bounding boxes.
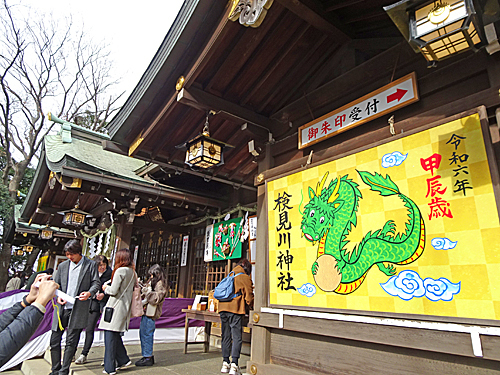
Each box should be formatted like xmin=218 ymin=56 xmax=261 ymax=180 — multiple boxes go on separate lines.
xmin=0 ymin=274 xmax=59 ymax=367
xmin=135 ymin=264 xmax=167 ymax=367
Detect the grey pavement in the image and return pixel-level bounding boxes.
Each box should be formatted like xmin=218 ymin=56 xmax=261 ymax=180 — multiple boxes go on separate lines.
xmin=19 ymin=343 xmax=250 ymax=375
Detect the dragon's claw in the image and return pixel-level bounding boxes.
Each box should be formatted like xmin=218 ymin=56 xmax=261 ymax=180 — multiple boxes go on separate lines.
xmin=380 ymin=220 xmax=397 ymax=237
xmin=335 ymin=258 xmax=346 ymax=271
xmin=376 ymin=262 xmax=397 ymax=276
xmin=312 ymin=261 xmax=319 ymax=275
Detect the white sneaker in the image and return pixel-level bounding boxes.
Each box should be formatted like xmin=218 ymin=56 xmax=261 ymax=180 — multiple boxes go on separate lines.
xmin=116 ymin=360 xmax=132 ymax=370
xmin=75 ymin=354 xmax=87 ymax=364
xmin=229 ymin=363 xmax=241 ymax=375
xmin=220 ymin=361 xmax=230 ymax=373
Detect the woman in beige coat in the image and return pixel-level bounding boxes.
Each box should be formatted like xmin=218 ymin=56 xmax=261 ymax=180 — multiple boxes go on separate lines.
xmin=99 ymin=249 xmax=136 ymax=375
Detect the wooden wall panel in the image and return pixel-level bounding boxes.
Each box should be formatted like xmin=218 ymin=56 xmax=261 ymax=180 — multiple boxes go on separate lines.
xmin=267 ymin=330 xmax=500 ymax=375
xmin=253 ymin=312 xmax=498 ymax=359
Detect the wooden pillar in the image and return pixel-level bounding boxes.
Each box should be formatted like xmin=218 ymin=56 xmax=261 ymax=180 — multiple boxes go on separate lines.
xmin=250 ymin=143 xmax=274 ymax=367
xmin=115 ymin=215 xmax=133 ymax=251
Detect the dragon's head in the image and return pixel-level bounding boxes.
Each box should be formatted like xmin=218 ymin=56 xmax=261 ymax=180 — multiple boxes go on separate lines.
xmin=301 ymin=172 xmax=344 ymax=244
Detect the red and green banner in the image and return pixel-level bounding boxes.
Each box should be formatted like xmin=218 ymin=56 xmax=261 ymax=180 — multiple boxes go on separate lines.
xmin=213 ymin=217 xmax=243 ymax=260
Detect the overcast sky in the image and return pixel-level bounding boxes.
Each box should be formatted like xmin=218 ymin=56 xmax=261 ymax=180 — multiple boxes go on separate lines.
xmin=22 ymin=0 xmax=184 ymax=107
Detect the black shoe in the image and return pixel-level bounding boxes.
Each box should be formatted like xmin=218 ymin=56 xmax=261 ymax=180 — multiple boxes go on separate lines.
xmin=135 ymin=356 xmax=154 ymax=366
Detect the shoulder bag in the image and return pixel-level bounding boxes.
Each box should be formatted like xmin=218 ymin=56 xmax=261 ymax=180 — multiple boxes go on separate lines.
xmin=130 ymin=273 xmax=143 ymax=318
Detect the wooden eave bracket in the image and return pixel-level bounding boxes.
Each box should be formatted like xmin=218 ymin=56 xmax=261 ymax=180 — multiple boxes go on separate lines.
xmin=177 ymin=87 xmax=285 ymax=135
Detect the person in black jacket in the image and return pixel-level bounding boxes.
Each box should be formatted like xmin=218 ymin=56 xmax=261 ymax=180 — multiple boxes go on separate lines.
xmin=49 ymin=240 xmax=100 ymax=375
xmin=75 ymin=255 xmax=112 ymax=364
xmin=0 ymin=274 xmax=59 ymax=367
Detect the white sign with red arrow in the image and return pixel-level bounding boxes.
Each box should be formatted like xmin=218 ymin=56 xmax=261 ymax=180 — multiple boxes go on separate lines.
xmin=298 ymin=72 xmax=419 ymax=149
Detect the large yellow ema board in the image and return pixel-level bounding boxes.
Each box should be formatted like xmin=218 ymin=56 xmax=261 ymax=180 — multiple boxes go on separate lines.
xmin=268 ymin=113 xmax=500 ymax=320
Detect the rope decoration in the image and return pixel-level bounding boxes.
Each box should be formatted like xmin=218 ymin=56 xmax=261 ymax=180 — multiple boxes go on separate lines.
xmin=180 ymin=204 xmax=257 ymax=226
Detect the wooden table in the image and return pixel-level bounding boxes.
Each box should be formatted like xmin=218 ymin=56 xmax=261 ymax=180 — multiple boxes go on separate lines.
xmin=182 ymin=309 xmax=221 ymax=353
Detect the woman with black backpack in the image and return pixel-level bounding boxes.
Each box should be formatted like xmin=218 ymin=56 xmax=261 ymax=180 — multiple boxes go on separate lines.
xmin=218 ymin=259 xmax=254 ymax=375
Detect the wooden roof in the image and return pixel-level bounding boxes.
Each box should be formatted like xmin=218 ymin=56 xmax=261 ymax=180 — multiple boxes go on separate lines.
xmin=107 ymin=0 xmax=409 ymax=191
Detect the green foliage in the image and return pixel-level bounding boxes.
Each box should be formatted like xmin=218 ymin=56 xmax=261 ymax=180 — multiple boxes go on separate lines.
xmin=17 ymin=167 xmax=34 ymax=205
xmin=0 ymin=146 xmax=34 ymax=248
xmin=0 ymin=183 xmax=14 ymax=224
xmin=9 ymin=251 xmax=29 ymax=274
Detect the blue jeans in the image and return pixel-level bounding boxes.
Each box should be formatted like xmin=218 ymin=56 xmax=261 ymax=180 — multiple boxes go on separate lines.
xmin=139 ymin=316 xmax=156 ymax=357
xmin=103 ymin=330 xmax=130 ymax=374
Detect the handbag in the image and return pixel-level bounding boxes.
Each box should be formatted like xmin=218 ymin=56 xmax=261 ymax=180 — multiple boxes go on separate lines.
xmin=130 ymin=277 xmax=143 ymax=318
xmin=103 ymin=306 xmax=114 ymax=322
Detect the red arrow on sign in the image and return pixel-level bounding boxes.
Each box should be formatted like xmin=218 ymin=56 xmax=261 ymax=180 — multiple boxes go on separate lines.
xmin=387 ymin=88 xmax=407 ymax=103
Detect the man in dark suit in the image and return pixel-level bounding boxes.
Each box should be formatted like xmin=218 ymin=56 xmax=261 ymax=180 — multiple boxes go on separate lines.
xmin=75 ymin=255 xmax=112 ymax=364
xmin=50 ymin=240 xmax=100 ymax=375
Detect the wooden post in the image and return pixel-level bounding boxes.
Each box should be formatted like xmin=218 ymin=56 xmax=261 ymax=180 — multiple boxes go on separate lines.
xmin=250 ymin=184 xmax=271 ymax=365
xmin=115 ymin=215 xmax=132 ymax=250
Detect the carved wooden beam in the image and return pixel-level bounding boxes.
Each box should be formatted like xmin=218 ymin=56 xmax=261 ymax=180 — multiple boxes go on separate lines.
xmin=177 ymin=87 xmax=284 ymax=133
xmin=35 ymin=206 xmax=61 ymax=215
xmin=275 ymin=0 xmax=351 ymax=42
xmin=101 ymin=141 xmax=257 ymax=192
xmin=89 ymin=201 xmax=116 ymax=217
xmin=61 ymin=166 xmax=224 ymax=208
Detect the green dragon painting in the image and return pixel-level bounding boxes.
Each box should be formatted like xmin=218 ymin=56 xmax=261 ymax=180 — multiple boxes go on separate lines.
xmin=300 ymin=171 xmax=425 ymax=294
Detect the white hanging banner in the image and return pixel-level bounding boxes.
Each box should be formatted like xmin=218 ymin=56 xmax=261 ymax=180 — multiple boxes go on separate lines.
xmin=249 ymin=216 xmax=257 ymax=240
xmin=133 ymin=245 xmax=139 ymax=265
xmin=204 ymin=224 xmax=214 ymax=262
xmin=181 ymin=235 xmax=189 ymax=266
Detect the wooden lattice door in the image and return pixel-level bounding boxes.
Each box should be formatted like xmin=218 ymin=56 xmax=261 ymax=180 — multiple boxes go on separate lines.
xmin=137 ymin=230 xmax=183 ymax=297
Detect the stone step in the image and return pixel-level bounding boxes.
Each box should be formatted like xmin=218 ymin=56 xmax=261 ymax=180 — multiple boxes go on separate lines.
xmin=20 ymin=358 xmax=51 ymax=375
xmin=20 ymin=355 xmax=96 ymax=375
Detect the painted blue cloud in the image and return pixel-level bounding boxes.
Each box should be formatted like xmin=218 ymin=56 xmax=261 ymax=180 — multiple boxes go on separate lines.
xmin=381 ymin=151 xmax=408 ymax=168
xmin=298 ymin=283 xmax=316 ymax=297
xmin=431 ymin=237 xmax=457 ymax=250
xmin=424 ymin=278 xmax=461 ymax=301
xmin=380 ymin=270 xmax=425 ymax=300
xmin=381 ymin=270 xmax=461 ymax=302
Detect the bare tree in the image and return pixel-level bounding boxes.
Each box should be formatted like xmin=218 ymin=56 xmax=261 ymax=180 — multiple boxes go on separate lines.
xmin=0 ymin=0 xmax=123 ymax=289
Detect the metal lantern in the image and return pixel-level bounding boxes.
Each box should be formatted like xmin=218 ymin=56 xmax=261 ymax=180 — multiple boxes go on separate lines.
xmin=40 ymin=225 xmax=54 ymax=240
xmin=385 ymin=0 xmax=484 ymax=64
xmin=21 ymin=240 xmax=34 ymax=254
xmin=59 ymin=198 xmax=90 ymax=227
xmin=411 ymin=0 xmax=483 ymax=62
xmin=177 ymin=113 xmax=233 ymax=169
